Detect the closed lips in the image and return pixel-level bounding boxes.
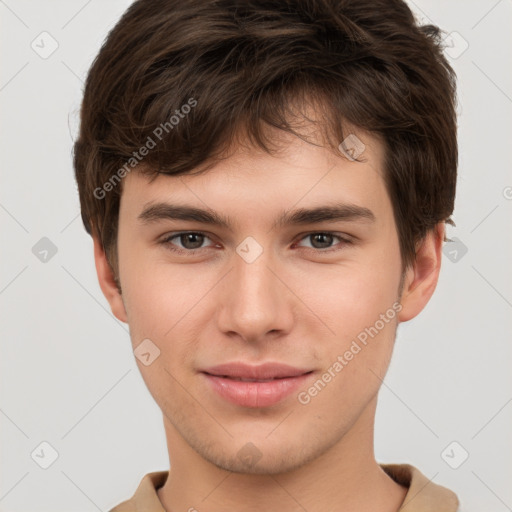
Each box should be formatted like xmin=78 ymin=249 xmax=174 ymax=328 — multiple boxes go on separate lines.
xmin=201 ymin=362 xmax=313 ymax=380
xmin=201 ymin=363 xmax=316 ymax=407
xmin=204 ymin=375 xmax=310 ymax=382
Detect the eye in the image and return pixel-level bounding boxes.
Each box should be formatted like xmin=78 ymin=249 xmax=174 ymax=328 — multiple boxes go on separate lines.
xmin=159 ymin=231 xmax=353 ymax=256
xmin=159 ymin=231 xmax=215 ymax=254
xmin=294 ymin=232 xmax=353 ymax=252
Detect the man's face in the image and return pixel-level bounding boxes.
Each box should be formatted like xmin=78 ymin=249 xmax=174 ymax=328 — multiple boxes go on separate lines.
xmin=115 ymin=128 xmax=406 ymax=474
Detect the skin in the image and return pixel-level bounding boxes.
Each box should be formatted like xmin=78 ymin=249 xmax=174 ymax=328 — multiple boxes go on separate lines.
xmin=94 ymin=125 xmax=444 ymax=512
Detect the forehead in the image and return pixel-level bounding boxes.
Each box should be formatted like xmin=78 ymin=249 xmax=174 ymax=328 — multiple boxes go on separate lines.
xmin=119 ymin=126 xmax=390 ymax=227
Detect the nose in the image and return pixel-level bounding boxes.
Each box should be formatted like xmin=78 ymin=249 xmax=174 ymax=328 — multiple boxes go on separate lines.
xmin=216 ymin=243 xmax=295 ymax=344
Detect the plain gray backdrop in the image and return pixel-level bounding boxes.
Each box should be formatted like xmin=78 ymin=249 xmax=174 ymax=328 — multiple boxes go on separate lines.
xmin=1 ymin=0 xmax=511 ymax=510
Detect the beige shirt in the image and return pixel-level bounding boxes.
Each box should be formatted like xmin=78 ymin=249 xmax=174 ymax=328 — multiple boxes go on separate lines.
xmin=109 ymin=463 xmax=459 ymax=511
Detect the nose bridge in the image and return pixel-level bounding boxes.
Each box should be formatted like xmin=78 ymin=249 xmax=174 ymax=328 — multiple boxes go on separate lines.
xmin=217 ymin=240 xmax=292 ymax=339
xmin=233 ymin=244 xmax=278 ymax=312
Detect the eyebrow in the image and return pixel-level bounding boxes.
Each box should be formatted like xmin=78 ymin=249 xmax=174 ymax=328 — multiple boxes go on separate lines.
xmin=137 ymin=201 xmax=376 ymax=230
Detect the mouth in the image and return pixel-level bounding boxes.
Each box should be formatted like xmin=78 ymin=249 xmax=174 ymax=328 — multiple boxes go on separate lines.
xmin=209 ymin=376 xmax=295 ymax=382
xmin=200 ymin=362 xmax=315 ymax=408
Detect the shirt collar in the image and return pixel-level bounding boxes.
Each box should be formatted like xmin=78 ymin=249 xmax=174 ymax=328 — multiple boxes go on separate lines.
xmin=111 ymin=464 xmax=459 ymax=512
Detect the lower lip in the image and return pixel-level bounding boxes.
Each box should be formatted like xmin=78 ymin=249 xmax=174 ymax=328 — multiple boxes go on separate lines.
xmin=202 ymin=372 xmax=314 ymax=408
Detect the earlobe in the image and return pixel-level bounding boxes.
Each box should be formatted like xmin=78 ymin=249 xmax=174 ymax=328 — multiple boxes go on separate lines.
xmin=92 ymin=237 xmax=128 ymax=323
xmin=397 ymin=223 xmax=445 ymax=323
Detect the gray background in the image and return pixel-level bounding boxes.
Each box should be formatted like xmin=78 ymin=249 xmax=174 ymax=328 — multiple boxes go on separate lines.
xmin=1 ymin=0 xmax=511 ymax=510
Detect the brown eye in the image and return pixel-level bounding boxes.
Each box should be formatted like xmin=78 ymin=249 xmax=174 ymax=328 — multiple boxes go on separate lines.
xmin=177 ymin=233 xmax=205 ymax=250
xmin=160 ymin=231 xmax=214 ymax=254
xmin=309 ymin=233 xmax=335 ymax=249
xmin=295 ymin=232 xmax=353 ymax=252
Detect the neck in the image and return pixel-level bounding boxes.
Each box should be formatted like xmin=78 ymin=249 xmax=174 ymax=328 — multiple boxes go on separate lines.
xmin=157 ymin=397 xmax=407 ymax=512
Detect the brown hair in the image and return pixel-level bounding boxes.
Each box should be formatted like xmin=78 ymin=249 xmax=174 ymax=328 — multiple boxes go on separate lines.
xmin=73 ymin=0 xmax=458 ymax=283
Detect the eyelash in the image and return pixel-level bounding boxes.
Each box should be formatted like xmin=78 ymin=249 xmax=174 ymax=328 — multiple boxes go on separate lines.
xmin=158 ymin=231 xmax=353 ymax=255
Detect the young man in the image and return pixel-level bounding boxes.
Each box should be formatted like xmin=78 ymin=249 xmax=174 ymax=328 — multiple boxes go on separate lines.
xmin=74 ymin=0 xmax=460 ymax=510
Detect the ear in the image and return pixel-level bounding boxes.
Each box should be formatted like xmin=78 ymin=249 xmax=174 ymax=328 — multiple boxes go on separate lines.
xmin=92 ymin=236 xmax=128 ymax=323
xmin=397 ymin=223 xmax=445 ymax=323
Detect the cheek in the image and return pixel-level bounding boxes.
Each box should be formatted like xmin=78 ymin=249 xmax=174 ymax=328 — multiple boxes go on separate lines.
xmin=125 ymin=280 xmax=193 ymax=352
xmin=118 ymin=238 xmax=191 ymax=330
xmin=297 ymin=306 xmax=399 ymax=416
xmin=119 ymin=253 xmax=210 ymax=377
xmin=312 ymin=257 xmax=401 ymax=344
xmin=301 ymin=239 xmax=402 ymax=390
xmin=119 ymin=261 xmax=202 ymax=396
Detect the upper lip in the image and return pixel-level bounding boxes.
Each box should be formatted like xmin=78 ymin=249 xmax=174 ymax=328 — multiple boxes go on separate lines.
xmin=201 ymin=362 xmax=312 ymax=380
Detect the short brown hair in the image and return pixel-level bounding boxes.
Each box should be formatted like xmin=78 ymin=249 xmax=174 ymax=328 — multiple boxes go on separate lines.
xmin=73 ymin=0 xmax=458 ymax=282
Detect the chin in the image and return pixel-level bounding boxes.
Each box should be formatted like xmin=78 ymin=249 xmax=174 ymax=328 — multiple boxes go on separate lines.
xmin=211 ymin=449 xmax=312 ymax=475
xmin=194 ymin=432 xmax=332 ymax=476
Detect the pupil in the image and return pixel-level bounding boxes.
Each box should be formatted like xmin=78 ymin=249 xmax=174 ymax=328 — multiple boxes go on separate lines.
xmin=182 ymin=233 xmax=203 ymax=249
xmin=312 ymin=233 xmax=332 ymax=248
